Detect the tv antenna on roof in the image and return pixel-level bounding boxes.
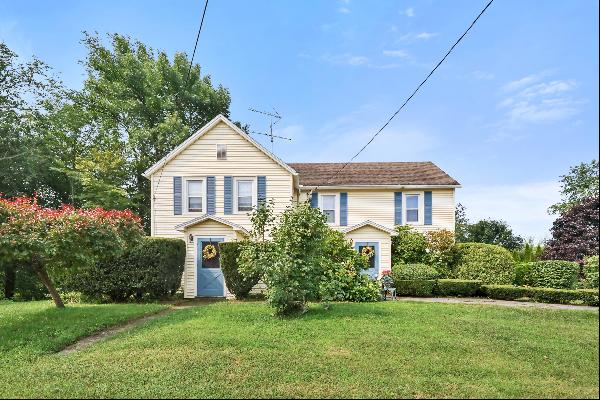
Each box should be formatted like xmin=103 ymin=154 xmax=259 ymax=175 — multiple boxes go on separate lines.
xmin=248 ymin=107 xmax=291 ymax=151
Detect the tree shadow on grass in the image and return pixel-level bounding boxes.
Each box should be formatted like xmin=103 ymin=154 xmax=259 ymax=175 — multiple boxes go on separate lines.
xmin=0 ymin=301 xmax=162 ymax=356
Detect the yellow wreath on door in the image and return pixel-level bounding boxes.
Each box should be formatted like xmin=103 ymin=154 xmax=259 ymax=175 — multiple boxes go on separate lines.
xmin=202 ymin=244 xmax=218 ymax=260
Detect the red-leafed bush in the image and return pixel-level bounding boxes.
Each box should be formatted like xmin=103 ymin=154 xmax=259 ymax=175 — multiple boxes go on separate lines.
xmin=542 ymin=197 xmax=599 ymax=262
xmin=0 ymin=195 xmax=143 ymax=307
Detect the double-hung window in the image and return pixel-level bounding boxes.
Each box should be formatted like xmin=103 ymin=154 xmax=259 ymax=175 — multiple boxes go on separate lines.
xmin=216 ymin=144 xmax=227 ymax=160
xmin=405 ymin=194 xmax=419 ymax=223
xmin=236 ymin=179 xmax=254 ymax=212
xmin=321 ymin=194 xmax=336 ymax=224
xmin=187 ymin=180 xmax=204 ymax=213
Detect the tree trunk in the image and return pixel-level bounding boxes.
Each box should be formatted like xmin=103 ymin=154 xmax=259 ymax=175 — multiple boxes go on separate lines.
xmin=32 ymin=260 xmax=64 ymax=308
xmin=3 ymin=263 xmax=16 ymax=299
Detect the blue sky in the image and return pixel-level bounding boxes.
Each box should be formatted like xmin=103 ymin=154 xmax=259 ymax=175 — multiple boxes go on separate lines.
xmin=1 ymin=0 xmax=598 ymax=240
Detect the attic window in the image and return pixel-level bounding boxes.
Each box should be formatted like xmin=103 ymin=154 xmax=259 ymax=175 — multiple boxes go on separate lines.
xmin=217 ymin=144 xmax=227 ymax=160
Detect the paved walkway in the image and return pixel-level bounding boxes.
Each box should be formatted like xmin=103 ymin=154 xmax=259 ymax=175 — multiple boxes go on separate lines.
xmin=58 ymin=300 xmax=216 ymax=355
xmin=395 ymin=296 xmax=599 ymax=311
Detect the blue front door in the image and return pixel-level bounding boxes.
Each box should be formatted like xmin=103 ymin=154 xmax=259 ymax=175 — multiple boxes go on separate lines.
xmin=197 ymin=237 xmax=225 ymax=297
xmin=355 ymin=241 xmax=379 ymax=279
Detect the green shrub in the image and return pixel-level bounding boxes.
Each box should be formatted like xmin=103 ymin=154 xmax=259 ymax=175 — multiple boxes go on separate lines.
xmin=513 ymin=260 xmax=579 ymax=289
xmin=391 ymin=263 xmax=439 ymax=281
xmin=321 ymin=230 xmax=380 ymax=302
xmin=65 ymin=237 xmax=185 ymax=301
xmin=582 ymin=255 xmax=599 ymax=289
xmin=425 ymin=229 xmax=457 ymax=277
xmin=220 ymin=241 xmax=260 ymax=299
xmin=482 ymin=285 xmax=599 ymax=306
xmin=454 ymin=243 xmax=515 ymax=284
xmin=395 ymin=280 xmax=437 ymax=297
xmin=435 ymin=279 xmax=482 ymax=297
xmin=391 ymin=226 xmax=428 ymax=265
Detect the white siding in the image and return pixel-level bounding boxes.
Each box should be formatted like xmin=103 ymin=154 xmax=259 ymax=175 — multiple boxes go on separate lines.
xmin=345 ymin=225 xmax=392 ymax=275
xmin=150 ymin=121 xmax=294 ymax=238
xmin=299 ymin=188 xmax=455 ymax=234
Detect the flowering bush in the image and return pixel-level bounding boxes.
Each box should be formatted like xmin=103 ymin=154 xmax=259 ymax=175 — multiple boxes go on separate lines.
xmin=425 ymin=229 xmax=457 ymax=277
xmin=0 ymin=196 xmax=143 ymax=307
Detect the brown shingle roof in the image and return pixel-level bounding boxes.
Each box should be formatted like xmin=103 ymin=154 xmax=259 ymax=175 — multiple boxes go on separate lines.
xmin=287 ymin=162 xmax=460 ymax=187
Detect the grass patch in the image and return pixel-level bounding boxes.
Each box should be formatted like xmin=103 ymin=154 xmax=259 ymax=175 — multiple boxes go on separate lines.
xmin=0 ymin=300 xmax=166 ymax=365
xmin=0 ymin=301 xmax=598 ymax=398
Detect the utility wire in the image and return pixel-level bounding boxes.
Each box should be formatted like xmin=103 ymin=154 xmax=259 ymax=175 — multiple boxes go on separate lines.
xmin=153 ymin=0 xmax=210 ymax=233
xmin=311 ymin=0 xmax=495 ymax=192
xmin=185 ymin=0 xmax=210 ymax=89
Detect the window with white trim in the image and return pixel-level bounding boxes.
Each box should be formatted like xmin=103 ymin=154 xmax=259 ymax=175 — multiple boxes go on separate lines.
xmin=216 ymin=144 xmax=227 ymax=160
xmin=235 ymin=179 xmax=254 ymax=212
xmin=187 ymin=180 xmax=204 ymax=213
xmin=405 ymin=194 xmax=419 ymax=223
xmin=321 ymin=194 xmax=336 ymax=224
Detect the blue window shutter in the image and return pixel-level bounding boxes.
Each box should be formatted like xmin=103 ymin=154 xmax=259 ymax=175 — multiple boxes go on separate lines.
xmin=257 ymin=176 xmax=267 ymax=205
xmin=424 ymin=191 xmax=433 ymax=225
xmin=224 ymin=176 xmax=233 ymax=214
xmin=206 ymin=176 xmax=216 ymax=214
xmin=394 ymin=192 xmax=402 ymax=225
xmin=340 ymin=192 xmax=348 ymax=226
xmin=310 ymin=192 xmax=319 ymax=208
xmin=173 ymin=177 xmax=182 ymax=215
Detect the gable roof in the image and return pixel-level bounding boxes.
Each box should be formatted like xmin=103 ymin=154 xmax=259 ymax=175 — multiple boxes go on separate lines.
xmin=142 ymin=114 xmax=298 ymax=178
xmin=343 ymin=220 xmax=397 ymax=235
xmin=287 ymin=162 xmax=460 ymax=187
xmin=174 ymin=214 xmax=249 ymax=234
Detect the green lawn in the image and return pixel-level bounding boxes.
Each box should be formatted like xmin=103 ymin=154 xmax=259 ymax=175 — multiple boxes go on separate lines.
xmin=0 ymin=300 xmax=166 ymax=366
xmin=0 ymin=301 xmax=598 ymax=398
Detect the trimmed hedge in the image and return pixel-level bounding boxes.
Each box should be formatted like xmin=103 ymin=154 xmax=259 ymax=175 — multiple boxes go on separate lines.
xmin=435 ymin=279 xmax=482 ymax=297
xmin=482 ymin=285 xmax=599 ymax=306
xmin=391 ymin=263 xmax=439 ymax=281
xmin=583 ymin=255 xmax=599 ymax=289
xmin=219 ymin=241 xmax=260 ymax=299
xmin=65 ymin=237 xmax=185 ymax=301
xmin=394 ymin=280 xmax=437 ymax=297
xmin=454 ymin=243 xmax=515 ymax=284
xmin=514 ymin=260 xmax=579 ymax=289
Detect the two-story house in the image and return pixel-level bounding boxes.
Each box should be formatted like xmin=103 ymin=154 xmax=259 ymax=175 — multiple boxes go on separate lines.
xmin=143 ymin=115 xmax=460 ymax=298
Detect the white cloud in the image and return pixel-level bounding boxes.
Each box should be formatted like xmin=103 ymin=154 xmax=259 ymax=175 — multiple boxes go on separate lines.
xmin=322 ymin=53 xmax=410 ymax=69
xmin=382 ymin=49 xmax=411 ymax=59
xmin=397 ymin=32 xmax=438 ymax=43
xmin=322 ymin=53 xmax=370 ymax=66
xmin=401 ymin=7 xmax=416 ymax=17
xmin=456 ymin=181 xmax=561 ymax=241
xmin=338 ymin=7 xmax=350 ymax=14
xmin=490 ymin=73 xmax=584 ymax=136
xmin=415 ymin=32 xmax=437 ymax=40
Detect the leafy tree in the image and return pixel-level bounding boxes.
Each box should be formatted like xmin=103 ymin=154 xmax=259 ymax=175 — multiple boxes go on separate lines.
xmin=240 ymin=202 xmax=330 ymax=315
xmin=0 ymin=196 xmax=143 ymax=307
xmin=549 ymin=160 xmax=599 ymax=215
xmin=542 ymin=197 xmax=599 ymax=262
xmin=455 ymin=203 xmax=469 ymax=242
xmin=78 ymin=32 xmax=232 ymax=229
xmin=0 ymin=42 xmax=68 ymax=206
xmin=463 ymin=219 xmax=524 ymax=251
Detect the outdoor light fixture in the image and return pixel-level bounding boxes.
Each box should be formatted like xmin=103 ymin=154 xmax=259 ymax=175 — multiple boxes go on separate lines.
xmin=189 ymin=234 xmax=194 ymax=243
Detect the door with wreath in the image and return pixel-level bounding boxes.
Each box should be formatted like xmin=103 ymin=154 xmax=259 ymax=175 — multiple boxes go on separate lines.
xmin=354 ymin=241 xmax=379 ymax=279
xmin=196 ymin=237 xmax=225 ymax=297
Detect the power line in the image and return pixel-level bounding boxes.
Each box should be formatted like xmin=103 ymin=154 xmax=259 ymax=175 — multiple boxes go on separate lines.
xmin=153 ymin=0 xmax=210 ymax=234
xmin=312 ymin=0 xmax=495 ymax=192
xmin=184 ymin=0 xmax=210 ymax=89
